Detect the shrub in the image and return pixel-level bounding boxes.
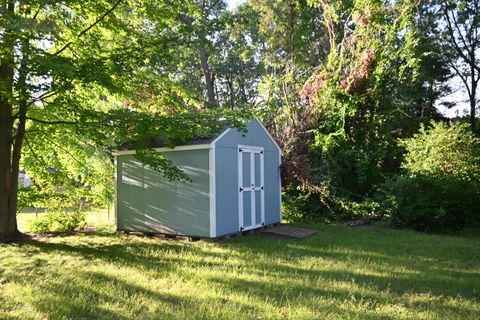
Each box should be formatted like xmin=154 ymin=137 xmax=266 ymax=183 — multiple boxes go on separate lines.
xmin=379 ymin=122 xmax=480 ymax=232
xmin=28 ymin=216 xmax=53 ymax=234
xmin=282 ymin=185 xmax=381 ymax=223
xmin=379 ymin=174 xmax=479 ymax=232
xmin=28 ymin=210 xmax=87 ymax=233
xmin=282 ymin=186 xmax=333 ymax=223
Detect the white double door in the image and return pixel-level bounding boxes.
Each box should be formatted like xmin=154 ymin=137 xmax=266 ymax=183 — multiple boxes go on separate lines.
xmin=238 ymin=145 xmax=265 ymax=231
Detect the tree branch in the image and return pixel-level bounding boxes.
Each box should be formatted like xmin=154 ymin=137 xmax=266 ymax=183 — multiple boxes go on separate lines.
xmin=26 ymin=117 xmax=79 ymax=125
xmin=48 ymin=138 xmax=90 ymax=171
xmin=442 ymin=2 xmax=480 ymax=73
xmin=24 ymin=137 xmax=51 ymax=175
xmin=27 ymin=90 xmax=58 ymax=106
xmin=54 ymin=0 xmax=123 ymax=56
xmin=449 ymin=4 xmax=469 ymax=51
xmin=449 ymin=62 xmax=472 ymax=98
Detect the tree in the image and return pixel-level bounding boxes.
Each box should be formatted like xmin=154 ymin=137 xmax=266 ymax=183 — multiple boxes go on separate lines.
xmin=173 ymin=0 xmax=263 ymax=110
xmin=275 ymin=0 xmax=460 ymax=221
xmin=0 ymin=0 xmax=244 ymax=241
xmin=441 ymin=0 xmax=480 ymax=131
xmin=233 ymin=0 xmax=326 ymax=183
xmin=177 ymin=0 xmax=226 ymax=108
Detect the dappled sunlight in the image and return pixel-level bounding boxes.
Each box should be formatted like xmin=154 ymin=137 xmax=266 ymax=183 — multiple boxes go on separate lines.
xmin=117 ymin=154 xmax=211 ymax=236
xmin=0 ymin=224 xmax=479 ymax=319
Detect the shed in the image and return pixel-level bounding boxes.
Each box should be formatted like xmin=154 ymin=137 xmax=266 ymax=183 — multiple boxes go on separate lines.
xmin=113 ymin=118 xmax=282 ymax=239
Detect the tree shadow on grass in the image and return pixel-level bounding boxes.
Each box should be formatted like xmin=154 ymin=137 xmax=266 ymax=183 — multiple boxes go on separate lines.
xmin=29 ymin=270 xmax=259 ymax=320
xmin=4 ymin=226 xmax=479 ymax=319
xmin=2 ymin=254 xmax=260 ymax=320
xmin=217 ymin=227 xmax=480 ymax=317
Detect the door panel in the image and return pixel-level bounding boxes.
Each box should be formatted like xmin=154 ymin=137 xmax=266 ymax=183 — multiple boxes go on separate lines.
xmin=242 ymin=191 xmax=252 ymax=228
xmin=242 ymin=152 xmax=251 ymax=187
xmin=255 ymin=190 xmax=262 ymax=225
xmin=254 ymin=153 xmax=261 ymax=187
xmin=238 ymin=146 xmax=265 ymax=231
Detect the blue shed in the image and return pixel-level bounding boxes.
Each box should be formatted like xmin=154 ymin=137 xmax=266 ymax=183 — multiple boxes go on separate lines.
xmin=114 ymin=118 xmax=282 ymax=239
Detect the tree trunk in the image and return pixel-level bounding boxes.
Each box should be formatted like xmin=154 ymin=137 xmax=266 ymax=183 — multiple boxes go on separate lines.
xmin=179 ymin=12 xmax=217 ymax=108
xmin=0 ymin=102 xmax=18 ymax=240
xmin=197 ymin=45 xmax=216 ymax=108
xmin=0 ymin=1 xmax=21 ymax=241
xmin=470 ymin=62 xmax=477 ymax=132
xmin=470 ymin=84 xmax=477 ymax=132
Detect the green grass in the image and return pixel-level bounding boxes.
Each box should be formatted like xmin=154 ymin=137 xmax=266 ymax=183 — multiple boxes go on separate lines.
xmin=16 ymin=208 xmax=115 ymax=233
xmin=1 ymin=216 xmax=479 ymax=319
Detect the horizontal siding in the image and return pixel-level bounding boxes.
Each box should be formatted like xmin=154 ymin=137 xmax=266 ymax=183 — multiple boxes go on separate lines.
xmin=116 ymin=149 xmax=210 ymax=237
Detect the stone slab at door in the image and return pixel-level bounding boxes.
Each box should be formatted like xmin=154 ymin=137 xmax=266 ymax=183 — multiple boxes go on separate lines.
xmin=238 ymin=145 xmax=265 ymax=231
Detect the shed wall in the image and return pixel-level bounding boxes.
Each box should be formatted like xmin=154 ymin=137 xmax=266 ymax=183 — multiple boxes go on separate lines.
xmin=116 ymin=149 xmax=210 ymax=237
xmin=214 ymin=121 xmax=281 ymax=236
xmin=215 ymin=119 xmax=279 ymax=152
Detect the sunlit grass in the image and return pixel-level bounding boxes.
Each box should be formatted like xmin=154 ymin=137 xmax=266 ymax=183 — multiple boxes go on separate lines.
xmin=17 ymin=207 xmax=115 ymax=233
xmin=1 ymin=218 xmax=479 ymax=319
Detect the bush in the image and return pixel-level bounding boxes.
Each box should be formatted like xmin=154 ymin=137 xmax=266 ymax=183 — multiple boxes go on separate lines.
xmin=379 ymin=122 xmax=480 ymax=232
xmin=282 ymin=185 xmax=381 ymax=223
xmin=28 ymin=216 xmax=52 ymax=234
xmin=28 ymin=210 xmax=87 ymax=233
xmin=379 ymin=174 xmax=479 ymax=232
xmin=282 ymin=186 xmax=333 ymax=223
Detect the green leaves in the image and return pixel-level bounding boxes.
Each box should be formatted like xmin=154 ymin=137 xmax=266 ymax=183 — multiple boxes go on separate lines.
xmin=401 ymin=121 xmax=480 ymax=182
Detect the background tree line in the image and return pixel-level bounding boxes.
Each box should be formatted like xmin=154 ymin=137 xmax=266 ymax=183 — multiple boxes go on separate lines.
xmin=1 ymin=0 xmax=478 ymax=239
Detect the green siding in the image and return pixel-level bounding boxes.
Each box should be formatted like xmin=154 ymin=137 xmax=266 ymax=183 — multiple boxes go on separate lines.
xmin=116 ymin=149 xmax=210 ymax=237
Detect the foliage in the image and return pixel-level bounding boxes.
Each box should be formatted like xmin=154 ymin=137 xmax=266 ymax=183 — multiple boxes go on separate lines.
xmin=274 ymin=0 xmax=462 ymax=224
xmin=282 ymin=185 xmax=381 ymax=223
xmin=238 ymin=0 xmax=326 ymax=160
xmin=276 ymin=0 xmax=427 ymax=221
xmin=282 ymin=186 xmax=334 ymax=223
xmin=379 ymin=122 xmax=480 ymax=232
xmin=0 ymin=0 xmax=254 ymax=239
xmin=28 ymin=210 xmax=87 ymax=233
xmin=401 ymin=122 xmax=480 ymax=180
xmin=2 ymin=0 xmax=477 ymax=238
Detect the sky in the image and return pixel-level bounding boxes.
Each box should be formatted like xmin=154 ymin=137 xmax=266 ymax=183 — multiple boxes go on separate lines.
xmin=437 ymin=77 xmax=472 ymax=118
xmin=227 ymin=0 xmax=245 ymax=10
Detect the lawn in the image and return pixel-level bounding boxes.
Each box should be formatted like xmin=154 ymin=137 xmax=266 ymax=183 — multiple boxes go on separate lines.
xmin=0 ymin=213 xmax=479 ymax=319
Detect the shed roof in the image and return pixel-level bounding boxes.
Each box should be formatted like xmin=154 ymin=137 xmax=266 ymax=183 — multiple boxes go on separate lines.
xmin=115 ymin=127 xmax=229 ymax=151
xmin=114 ymin=118 xmax=281 ymax=153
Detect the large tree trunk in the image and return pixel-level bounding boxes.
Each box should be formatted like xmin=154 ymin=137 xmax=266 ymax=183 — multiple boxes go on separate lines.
xmin=0 ymin=103 xmax=19 ymax=240
xmin=0 ymin=0 xmax=21 ymax=241
xmin=197 ymin=45 xmax=216 ymax=108
xmin=179 ymin=12 xmax=217 ymax=108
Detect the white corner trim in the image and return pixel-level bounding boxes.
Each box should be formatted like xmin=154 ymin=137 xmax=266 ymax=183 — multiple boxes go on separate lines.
xmin=209 ymin=128 xmax=231 ymax=146
xmin=114 ymin=157 xmax=118 ymax=229
xmin=209 ymin=146 xmax=217 ymax=238
xmin=112 ymin=144 xmax=211 ymax=156
xmin=238 ymin=145 xmax=243 ymax=231
xmin=254 ymin=118 xmax=282 ymax=153
xmin=278 ymin=152 xmax=282 ymax=222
